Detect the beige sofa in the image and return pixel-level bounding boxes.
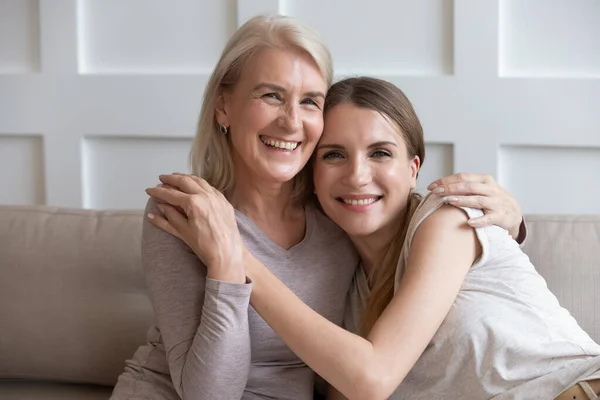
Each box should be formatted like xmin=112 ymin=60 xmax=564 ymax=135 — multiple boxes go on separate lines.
xmin=0 ymin=205 xmax=599 ymax=399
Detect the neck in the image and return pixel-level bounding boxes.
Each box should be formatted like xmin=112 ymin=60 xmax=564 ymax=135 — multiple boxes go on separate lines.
xmin=228 ymin=174 xmax=301 ymax=223
xmin=349 ymin=213 xmax=406 ymax=278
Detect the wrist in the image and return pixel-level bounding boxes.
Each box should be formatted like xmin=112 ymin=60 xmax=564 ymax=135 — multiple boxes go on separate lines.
xmin=207 ymin=269 xmax=246 ymax=284
xmin=206 ymin=257 xmax=246 ymax=284
xmin=509 ymin=217 xmax=522 ymax=241
xmin=244 ymin=252 xmax=265 ymax=284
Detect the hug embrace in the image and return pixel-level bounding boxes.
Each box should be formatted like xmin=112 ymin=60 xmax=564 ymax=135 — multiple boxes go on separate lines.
xmin=110 ymin=15 xmax=600 ymax=400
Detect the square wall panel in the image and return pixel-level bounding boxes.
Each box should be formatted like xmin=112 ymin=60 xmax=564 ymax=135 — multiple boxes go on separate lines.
xmin=77 ymin=0 xmax=237 ymax=74
xmin=0 ymin=0 xmax=40 ymax=73
xmin=82 ymin=136 xmax=193 ymax=209
xmin=0 ymin=135 xmax=45 ymax=205
xmin=416 ymin=143 xmax=454 ymax=194
xmin=499 ymin=0 xmax=600 ymax=77
xmin=499 ymin=145 xmax=600 ymax=214
xmin=283 ymin=0 xmax=454 ymax=76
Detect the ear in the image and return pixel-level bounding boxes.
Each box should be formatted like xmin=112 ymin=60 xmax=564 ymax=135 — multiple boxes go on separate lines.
xmin=214 ymin=90 xmax=231 ymax=127
xmin=409 ymin=155 xmax=420 ymax=190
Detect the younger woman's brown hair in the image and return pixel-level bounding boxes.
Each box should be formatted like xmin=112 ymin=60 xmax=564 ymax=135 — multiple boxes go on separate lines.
xmin=323 ymin=77 xmax=426 ymax=335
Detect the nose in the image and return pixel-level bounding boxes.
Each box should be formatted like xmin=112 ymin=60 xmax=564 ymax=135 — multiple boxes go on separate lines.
xmin=342 ymin=157 xmax=371 ymax=188
xmin=277 ymin=103 xmax=302 ymax=133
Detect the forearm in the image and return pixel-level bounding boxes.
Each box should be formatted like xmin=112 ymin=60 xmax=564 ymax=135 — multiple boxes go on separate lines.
xmin=174 ymin=279 xmax=252 ymax=399
xmin=246 ymin=257 xmax=383 ymax=400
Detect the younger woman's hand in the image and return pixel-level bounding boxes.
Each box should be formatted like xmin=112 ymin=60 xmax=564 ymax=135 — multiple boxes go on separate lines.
xmin=145 ymin=173 xmax=246 ymax=284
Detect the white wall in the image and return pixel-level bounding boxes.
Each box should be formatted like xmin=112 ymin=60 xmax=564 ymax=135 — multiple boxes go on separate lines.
xmin=0 ymin=0 xmax=598 ymax=213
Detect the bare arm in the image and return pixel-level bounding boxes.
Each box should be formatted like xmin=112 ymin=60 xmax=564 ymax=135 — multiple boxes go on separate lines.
xmin=246 ymin=205 xmax=480 ymax=400
xmin=327 ymin=385 xmax=347 ymax=399
xmin=143 ymin=198 xmax=252 ymax=399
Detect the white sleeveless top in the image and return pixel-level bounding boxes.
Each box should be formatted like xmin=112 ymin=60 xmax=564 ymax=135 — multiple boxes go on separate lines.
xmin=344 ymin=194 xmax=600 ymax=399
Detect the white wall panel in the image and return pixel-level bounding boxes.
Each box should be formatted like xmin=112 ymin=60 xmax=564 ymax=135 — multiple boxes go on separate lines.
xmin=82 ymin=137 xmax=192 ymax=209
xmin=0 ymin=0 xmax=598 ymax=213
xmin=500 ymin=0 xmax=600 ymax=77
xmin=0 ymin=0 xmax=40 ymax=73
xmin=0 ymin=135 xmax=45 ymax=205
xmin=498 ymin=145 xmax=600 ymax=214
xmin=416 ymin=143 xmax=454 ymax=194
xmin=78 ymin=0 xmax=237 ymax=73
xmin=284 ymin=0 xmax=454 ymax=76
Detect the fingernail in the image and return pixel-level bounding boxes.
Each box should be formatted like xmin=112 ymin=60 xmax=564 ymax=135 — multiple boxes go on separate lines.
xmin=157 ymin=204 xmax=165 ymax=214
xmin=443 ymin=196 xmax=458 ymax=202
xmin=428 ymin=183 xmax=438 ymax=190
xmin=432 ymin=187 xmax=445 ymax=194
xmin=147 ymin=213 xmax=155 ymax=220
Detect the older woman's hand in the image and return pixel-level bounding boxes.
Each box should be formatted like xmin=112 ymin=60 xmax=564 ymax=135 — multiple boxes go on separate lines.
xmin=427 ymin=173 xmax=524 ymax=241
xmin=145 ymin=173 xmax=246 ymax=284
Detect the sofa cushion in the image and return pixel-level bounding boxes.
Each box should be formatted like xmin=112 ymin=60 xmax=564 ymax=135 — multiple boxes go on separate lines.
xmin=0 ymin=381 xmax=113 ymax=400
xmin=522 ymin=215 xmax=600 ymax=343
xmin=0 ymin=206 xmax=153 ymax=386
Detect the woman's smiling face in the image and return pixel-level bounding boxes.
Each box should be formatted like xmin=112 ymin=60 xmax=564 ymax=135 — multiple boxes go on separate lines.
xmin=313 ymin=102 xmax=420 ymax=238
xmin=216 ymin=47 xmax=328 ymax=186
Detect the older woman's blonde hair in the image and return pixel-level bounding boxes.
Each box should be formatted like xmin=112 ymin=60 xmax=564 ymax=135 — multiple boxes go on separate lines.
xmin=189 ymin=15 xmax=333 ymax=201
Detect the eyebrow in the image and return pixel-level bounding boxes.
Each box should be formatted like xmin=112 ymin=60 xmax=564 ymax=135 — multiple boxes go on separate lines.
xmin=253 ymin=83 xmax=325 ymax=99
xmin=317 ymin=141 xmax=398 ymax=151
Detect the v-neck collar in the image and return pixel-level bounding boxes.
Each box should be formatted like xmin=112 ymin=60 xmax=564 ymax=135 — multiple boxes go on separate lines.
xmin=234 ymin=204 xmax=315 ymax=258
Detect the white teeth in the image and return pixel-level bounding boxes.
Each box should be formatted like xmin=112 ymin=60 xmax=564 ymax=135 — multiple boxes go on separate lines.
xmin=262 ymin=137 xmax=298 ymax=150
xmin=342 ymin=197 xmax=378 ymax=206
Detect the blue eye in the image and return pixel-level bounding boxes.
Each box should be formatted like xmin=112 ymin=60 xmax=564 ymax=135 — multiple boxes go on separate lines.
xmin=323 ymin=151 xmax=343 ymax=159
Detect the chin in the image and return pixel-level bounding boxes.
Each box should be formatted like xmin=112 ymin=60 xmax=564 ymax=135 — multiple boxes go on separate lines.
xmin=334 ymin=220 xmax=380 ymax=238
xmin=268 ymin=170 xmax=302 ymax=184
xmin=258 ymin=163 xmax=304 ymax=183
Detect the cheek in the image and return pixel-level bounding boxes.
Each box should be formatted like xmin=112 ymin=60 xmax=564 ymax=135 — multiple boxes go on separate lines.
xmin=381 ymin=164 xmax=413 ymax=196
xmin=233 ymin=101 xmax=275 ymax=131
xmin=313 ymin=162 xmax=333 ymax=194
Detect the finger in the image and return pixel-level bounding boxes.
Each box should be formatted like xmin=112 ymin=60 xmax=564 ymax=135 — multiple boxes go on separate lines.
xmin=467 ymin=214 xmax=495 ymax=228
xmin=146 ymin=186 xmax=189 ymax=207
xmin=196 ymin=177 xmax=217 ymax=193
xmin=171 ymin=173 xmax=220 ymax=196
xmin=443 ymin=195 xmax=492 ymax=211
xmin=147 ymin=212 xmax=183 ymax=240
xmin=428 ymin=173 xmax=495 ymax=190
xmin=432 ymin=181 xmax=494 ymax=197
xmin=156 ymin=184 xmax=190 ymax=214
xmin=160 ymin=203 xmax=188 ymax=232
xmin=159 ymin=174 xmax=202 ymax=195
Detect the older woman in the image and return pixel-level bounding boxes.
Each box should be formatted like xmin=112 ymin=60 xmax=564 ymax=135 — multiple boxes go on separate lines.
xmin=112 ymin=15 xmax=524 ymax=400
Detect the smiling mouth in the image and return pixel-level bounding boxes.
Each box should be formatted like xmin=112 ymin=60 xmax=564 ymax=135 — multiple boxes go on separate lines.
xmin=337 ymin=196 xmax=382 ymax=206
xmin=260 ymin=136 xmax=301 ymax=151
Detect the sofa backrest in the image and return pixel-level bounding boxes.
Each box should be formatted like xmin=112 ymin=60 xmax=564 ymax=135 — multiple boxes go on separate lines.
xmin=521 ymin=215 xmax=600 ymax=343
xmin=0 ymin=207 xmax=599 ymax=386
xmin=0 ymin=206 xmax=152 ymax=386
